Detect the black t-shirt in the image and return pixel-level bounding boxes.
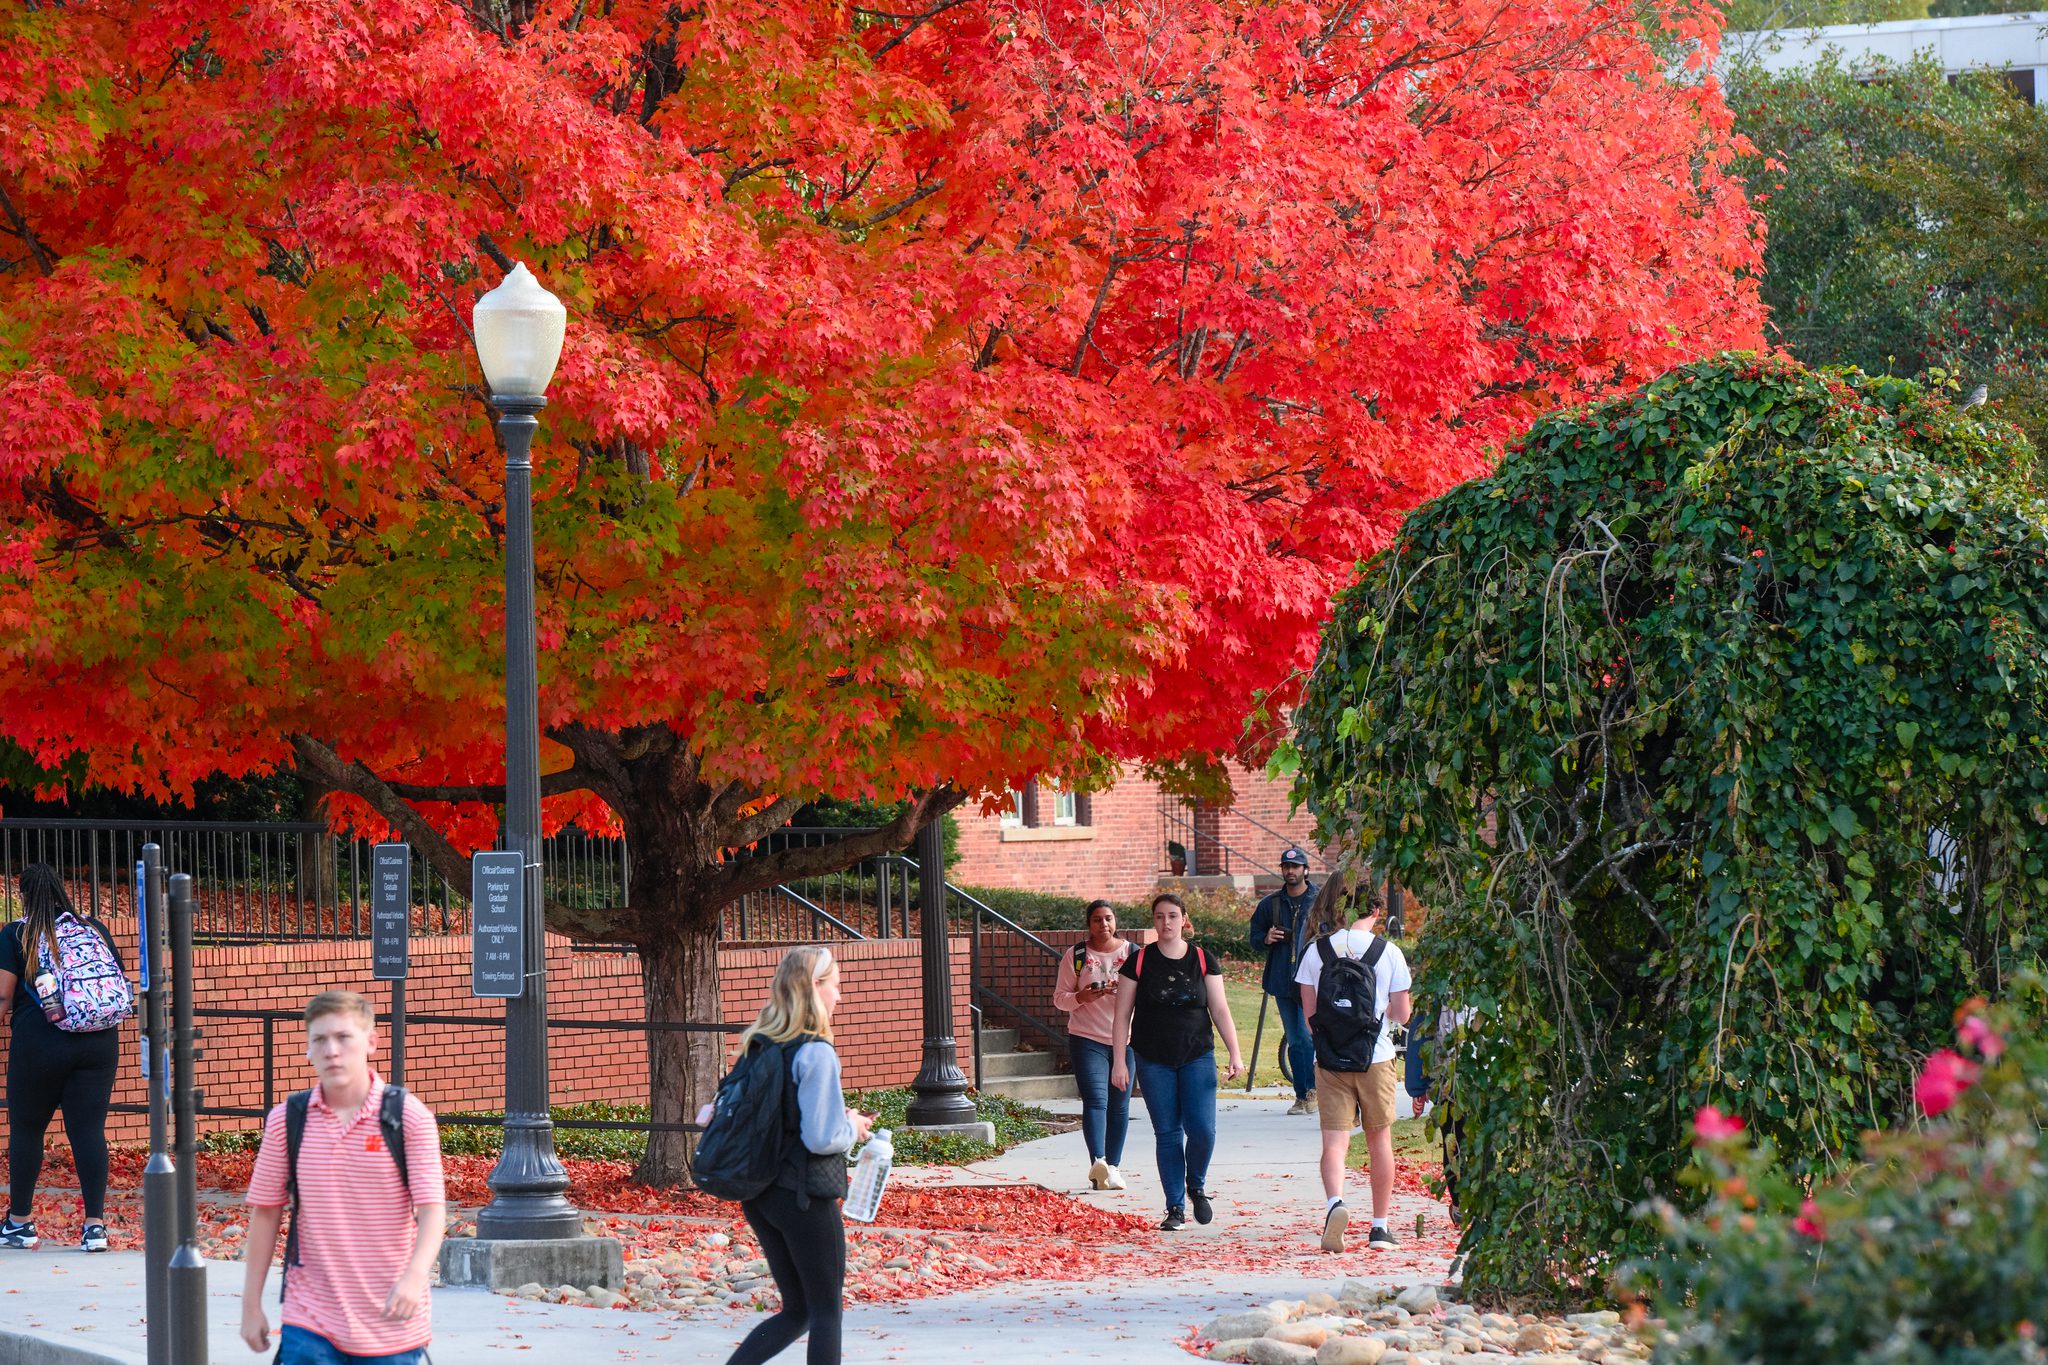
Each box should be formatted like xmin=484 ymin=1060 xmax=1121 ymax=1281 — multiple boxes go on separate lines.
xmin=0 ymin=917 xmax=124 ymax=1044
xmin=1119 ymin=942 xmax=1222 ymax=1067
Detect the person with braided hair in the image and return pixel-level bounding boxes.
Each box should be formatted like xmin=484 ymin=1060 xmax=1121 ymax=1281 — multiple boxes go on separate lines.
xmin=0 ymin=863 xmax=126 ymax=1252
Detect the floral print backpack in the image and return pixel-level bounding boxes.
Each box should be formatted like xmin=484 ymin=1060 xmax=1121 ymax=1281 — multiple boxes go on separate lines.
xmin=30 ymin=912 xmax=135 ymax=1032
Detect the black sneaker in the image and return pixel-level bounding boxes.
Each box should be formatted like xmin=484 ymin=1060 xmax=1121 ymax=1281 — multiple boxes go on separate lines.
xmin=1321 ymin=1200 xmax=1348 ymax=1253
xmin=1188 ymin=1188 xmax=1213 ymax=1225
xmin=0 ymin=1219 xmax=38 ymax=1250
xmin=1368 ymin=1224 xmax=1398 ymax=1250
xmin=81 ymin=1222 xmax=109 ymax=1253
xmin=1159 ymin=1205 xmax=1187 ymax=1231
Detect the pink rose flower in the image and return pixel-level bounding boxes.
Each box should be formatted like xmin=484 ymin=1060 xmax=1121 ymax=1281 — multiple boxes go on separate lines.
xmin=1793 ymin=1197 xmax=1825 ymax=1241
xmin=1915 ymin=1049 xmax=1980 ymax=1117
xmin=1693 ymin=1105 xmax=1745 ymax=1143
xmin=1958 ymin=1013 xmax=2006 ymax=1063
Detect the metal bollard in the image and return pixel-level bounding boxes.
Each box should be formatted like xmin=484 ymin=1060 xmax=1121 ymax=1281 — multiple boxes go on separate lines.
xmin=140 ymin=845 xmax=172 ymax=1365
xmin=166 ymin=873 xmax=208 ymax=1365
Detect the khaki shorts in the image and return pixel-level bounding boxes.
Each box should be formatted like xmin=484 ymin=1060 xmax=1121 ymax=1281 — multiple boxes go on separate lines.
xmin=1316 ymin=1060 xmax=1399 ymax=1133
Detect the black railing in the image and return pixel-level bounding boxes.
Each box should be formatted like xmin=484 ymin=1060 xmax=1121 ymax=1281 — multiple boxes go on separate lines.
xmin=109 ymin=1006 xmax=741 ymax=1141
xmin=721 ymin=826 xmax=915 ymax=941
xmin=942 ymin=874 xmax=1070 ymax=1056
xmin=1159 ymin=796 xmax=1328 ymax=880
xmin=0 ymin=819 xmax=626 ymax=944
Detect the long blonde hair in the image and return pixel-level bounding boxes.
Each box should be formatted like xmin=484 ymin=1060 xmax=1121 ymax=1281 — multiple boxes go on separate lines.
xmin=739 ymin=946 xmax=837 ymax=1049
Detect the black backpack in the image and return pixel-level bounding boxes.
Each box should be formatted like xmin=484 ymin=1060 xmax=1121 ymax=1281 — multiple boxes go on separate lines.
xmin=281 ymin=1085 xmax=410 ymax=1301
xmin=691 ymin=1038 xmax=800 ymax=1202
xmin=1310 ymin=935 xmax=1389 ymax=1072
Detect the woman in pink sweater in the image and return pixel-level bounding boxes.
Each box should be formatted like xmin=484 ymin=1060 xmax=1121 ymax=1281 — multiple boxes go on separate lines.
xmin=1053 ymin=899 xmax=1135 ymax=1190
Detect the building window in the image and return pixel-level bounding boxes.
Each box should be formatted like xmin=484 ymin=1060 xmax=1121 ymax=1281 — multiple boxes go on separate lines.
xmin=1001 ymin=780 xmax=1089 ymax=828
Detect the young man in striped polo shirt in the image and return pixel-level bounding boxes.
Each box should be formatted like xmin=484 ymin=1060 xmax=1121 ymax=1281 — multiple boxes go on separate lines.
xmin=239 ymin=991 xmax=447 ymax=1364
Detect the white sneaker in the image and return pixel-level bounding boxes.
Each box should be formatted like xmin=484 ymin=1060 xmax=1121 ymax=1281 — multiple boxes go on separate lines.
xmin=1088 ymin=1157 xmax=1111 ymax=1190
xmin=1103 ymin=1165 xmax=1126 ymax=1190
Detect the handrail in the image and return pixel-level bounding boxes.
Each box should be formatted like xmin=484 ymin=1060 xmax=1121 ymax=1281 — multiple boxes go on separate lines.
xmin=764 ymin=883 xmax=869 ymax=941
xmin=1221 ymin=806 xmax=1331 ymax=871
xmin=885 ymin=855 xmax=1062 ymax=958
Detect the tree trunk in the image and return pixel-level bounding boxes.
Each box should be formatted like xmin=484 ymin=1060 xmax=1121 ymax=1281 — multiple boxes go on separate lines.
xmin=635 ymin=909 xmax=726 ymax=1185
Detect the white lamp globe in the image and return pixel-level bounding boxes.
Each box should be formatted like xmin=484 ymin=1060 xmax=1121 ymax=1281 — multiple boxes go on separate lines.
xmin=472 ymin=262 xmax=567 ymax=398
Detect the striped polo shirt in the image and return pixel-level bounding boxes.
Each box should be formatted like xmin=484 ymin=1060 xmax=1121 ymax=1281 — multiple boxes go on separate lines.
xmin=247 ymin=1074 xmax=447 ymax=1355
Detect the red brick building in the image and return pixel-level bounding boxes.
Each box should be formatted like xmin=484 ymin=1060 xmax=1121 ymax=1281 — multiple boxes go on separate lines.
xmin=950 ymin=762 xmax=1329 ymax=902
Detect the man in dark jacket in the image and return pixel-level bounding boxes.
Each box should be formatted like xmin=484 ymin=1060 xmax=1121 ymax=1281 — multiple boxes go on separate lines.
xmin=1249 ymin=847 xmax=1319 ymax=1114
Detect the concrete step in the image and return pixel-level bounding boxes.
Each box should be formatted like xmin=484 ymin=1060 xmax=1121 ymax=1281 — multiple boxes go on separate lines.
xmin=976 ymin=1071 xmax=1079 ymax=1102
xmin=977 ymin=1027 xmax=1020 ymax=1054
xmin=979 ymin=1048 xmax=1060 ymax=1079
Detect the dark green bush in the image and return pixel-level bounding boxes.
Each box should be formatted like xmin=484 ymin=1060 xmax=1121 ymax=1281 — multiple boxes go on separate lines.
xmin=1293 ymin=354 xmax=2048 ymax=1301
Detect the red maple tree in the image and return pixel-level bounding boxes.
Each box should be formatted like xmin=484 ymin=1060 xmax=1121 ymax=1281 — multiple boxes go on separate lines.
xmin=0 ymin=0 xmax=1761 ymax=1178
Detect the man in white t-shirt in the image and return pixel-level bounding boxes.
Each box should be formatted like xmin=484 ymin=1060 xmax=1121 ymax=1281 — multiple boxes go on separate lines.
xmin=1295 ymin=892 xmax=1411 ymax=1253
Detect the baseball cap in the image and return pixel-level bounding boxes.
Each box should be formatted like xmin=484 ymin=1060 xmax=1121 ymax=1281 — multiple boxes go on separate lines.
xmin=1280 ymin=847 xmax=1310 ymax=867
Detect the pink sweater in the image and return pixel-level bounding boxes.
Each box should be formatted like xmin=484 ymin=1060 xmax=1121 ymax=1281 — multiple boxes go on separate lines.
xmin=1054 ymin=938 xmax=1135 ymax=1045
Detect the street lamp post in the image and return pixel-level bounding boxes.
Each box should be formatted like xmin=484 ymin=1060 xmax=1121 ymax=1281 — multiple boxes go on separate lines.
xmin=470 ymin=262 xmax=582 ymax=1241
xmin=905 ymin=817 xmax=976 ymax=1126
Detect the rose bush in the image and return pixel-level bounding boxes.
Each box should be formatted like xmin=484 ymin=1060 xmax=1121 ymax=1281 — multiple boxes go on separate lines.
xmin=1635 ymin=980 xmax=2048 ymax=1364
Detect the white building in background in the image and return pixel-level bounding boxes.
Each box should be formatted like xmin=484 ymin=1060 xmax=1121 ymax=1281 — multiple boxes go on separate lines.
xmin=1727 ymin=12 xmax=2048 ymax=102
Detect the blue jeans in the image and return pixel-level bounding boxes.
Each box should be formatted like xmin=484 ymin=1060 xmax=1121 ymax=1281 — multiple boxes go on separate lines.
xmin=278 ymin=1326 xmax=427 ymax=1365
xmin=1133 ymin=1053 xmax=1218 ymax=1209
xmin=1272 ymin=992 xmax=1316 ymax=1100
xmin=1068 ymin=1036 xmax=1133 ymax=1165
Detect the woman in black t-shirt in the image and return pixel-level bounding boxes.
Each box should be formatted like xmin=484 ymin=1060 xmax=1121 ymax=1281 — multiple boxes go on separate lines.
xmin=1111 ymin=893 xmax=1243 ymax=1230
xmin=0 ymin=864 xmax=123 ymax=1252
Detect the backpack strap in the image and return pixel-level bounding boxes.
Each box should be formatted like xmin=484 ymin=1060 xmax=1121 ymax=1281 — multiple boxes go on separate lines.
xmin=1133 ymin=945 xmax=1145 ymax=979
xmin=1362 ymin=935 xmax=1389 ymax=970
xmin=1072 ymin=942 xmax=1089 ymax=970
xmin=1195 ymin=945 xmax=1209 ymax=975
xmin=380 ymin=1084 xmax=411 ymax=1195
xmin=280 ymin=1089 xmax=313 ymax=1302
xmin=1317 ymin=936 xmax=1338 ymax=969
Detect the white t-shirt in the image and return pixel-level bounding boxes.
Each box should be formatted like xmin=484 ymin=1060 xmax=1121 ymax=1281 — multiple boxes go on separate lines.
xmin=1294 ymin=928 xmax=1413 ymax=1066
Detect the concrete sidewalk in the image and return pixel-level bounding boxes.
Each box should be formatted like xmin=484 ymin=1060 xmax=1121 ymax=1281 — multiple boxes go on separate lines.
xmin=0 ymin=1097 xmax=1449 ymax=1364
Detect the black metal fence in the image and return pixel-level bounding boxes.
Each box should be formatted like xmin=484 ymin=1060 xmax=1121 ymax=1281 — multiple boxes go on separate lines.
xmin=0 ymin=818 xmax=626 ymax=944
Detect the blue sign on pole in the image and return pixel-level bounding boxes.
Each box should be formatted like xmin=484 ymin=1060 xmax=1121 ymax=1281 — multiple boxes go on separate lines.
xmin=135 ymin=860 xmax=151 ymax=1081
xmin=135 ymin=859 xmax=149 ymax=991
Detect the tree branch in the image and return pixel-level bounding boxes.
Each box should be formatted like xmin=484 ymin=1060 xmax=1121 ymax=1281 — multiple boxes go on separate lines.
xmin=708 ymin=786 xmax=965 ymax=902
xmin=291 ymin=735 xmax=473 ymax=892
xmin=0 ymin=176 xmax=55 ymax=277
xmin=868 ymin=0 xmax=972 ymax=58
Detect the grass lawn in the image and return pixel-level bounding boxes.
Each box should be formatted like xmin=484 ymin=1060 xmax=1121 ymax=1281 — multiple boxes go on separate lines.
xmin=1216 ymin=967 xmax=1296 ymax=1090
xmin=1351 ymin=1115 xmax=1435 ymax=1167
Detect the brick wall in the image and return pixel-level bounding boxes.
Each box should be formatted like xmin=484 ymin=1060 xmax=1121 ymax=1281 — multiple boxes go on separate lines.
xmin=0 ymin=934 xmax=969 ymax=1147
xmin=951 ymin=762 xmax=1328 ymax=900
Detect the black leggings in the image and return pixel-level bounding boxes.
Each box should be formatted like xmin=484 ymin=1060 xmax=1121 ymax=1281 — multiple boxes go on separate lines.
xmin=726 ymin=1185 xmax=845 ymax=1365
xmin=8 ymin=1030 xmax=118 ymax=1221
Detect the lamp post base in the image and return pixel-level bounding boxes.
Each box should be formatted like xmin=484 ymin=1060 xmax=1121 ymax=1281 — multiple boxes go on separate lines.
xmin=439 ymin=1235 xmax=624 ymax=1292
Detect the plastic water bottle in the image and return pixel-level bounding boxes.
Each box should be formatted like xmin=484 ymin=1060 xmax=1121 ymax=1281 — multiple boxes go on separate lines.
xmin=33 ymin=973 xmax=63 ymax=1024
xmin=844 ymin=1129 xmax=894 ymax=1223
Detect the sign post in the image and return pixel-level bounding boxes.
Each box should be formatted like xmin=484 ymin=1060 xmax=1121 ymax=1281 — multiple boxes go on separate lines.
xmin=139 ymin=845 xmax=171 ymax=1365
xmin=470 ymin=851 xmax=525 ymax=999
xmin=371 ymin=844 xmax=411 ymax=1086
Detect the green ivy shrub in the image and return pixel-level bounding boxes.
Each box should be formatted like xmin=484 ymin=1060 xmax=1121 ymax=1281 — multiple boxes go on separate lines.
xmin=1634 ymin=982 xmax=2048 ymax=1363
xmin=1291 ymin=354 xmax=2048 ymax=1302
